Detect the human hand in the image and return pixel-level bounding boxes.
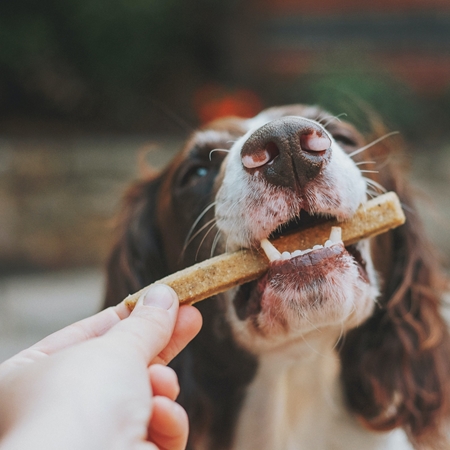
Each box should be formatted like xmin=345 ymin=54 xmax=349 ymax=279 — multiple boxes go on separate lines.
xmin=0 ymin=284 xmax=202 ymax=450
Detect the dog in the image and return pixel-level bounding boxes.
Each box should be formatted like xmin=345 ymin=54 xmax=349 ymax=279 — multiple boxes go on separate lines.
xmin=104 ymin=105 xmax=450 ymax=449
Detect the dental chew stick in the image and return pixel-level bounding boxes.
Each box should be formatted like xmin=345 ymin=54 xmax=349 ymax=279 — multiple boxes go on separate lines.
xmin=125 ymin=191 xmax=405 ymax=308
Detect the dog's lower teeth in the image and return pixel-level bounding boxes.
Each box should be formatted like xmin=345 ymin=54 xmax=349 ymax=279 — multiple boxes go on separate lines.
xmin=260 ymin=226 xmax=344 ymax=262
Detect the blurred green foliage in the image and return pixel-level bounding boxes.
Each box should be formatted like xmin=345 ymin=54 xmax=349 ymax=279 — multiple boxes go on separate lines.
xmin=278 ymin=51 xmax=425 ymax=131
xmin=1 ymin=1 xmax=168 ymax=78
xmin=277 ymin=55 xmax=448 ymax=138
xmin=1 ymin=2 xmax=449 ymax=138
xmin=293 ymin=73 xmax=421 ymax=133
xmin=0 ymin=0 xmax=234 ymax=124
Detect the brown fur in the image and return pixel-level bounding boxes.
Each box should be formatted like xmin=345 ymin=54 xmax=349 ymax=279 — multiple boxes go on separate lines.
xmin=340 ymin=121 xmax=450 ymax=449
xmin=104 ymin=106 xmax=450 ymax=449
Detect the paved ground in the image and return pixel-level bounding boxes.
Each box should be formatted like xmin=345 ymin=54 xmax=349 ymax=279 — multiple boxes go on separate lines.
xmin=1 ymin=138 xmax=449 ymax=364
xmin=0 ymin=268 xmax=104 ymax=363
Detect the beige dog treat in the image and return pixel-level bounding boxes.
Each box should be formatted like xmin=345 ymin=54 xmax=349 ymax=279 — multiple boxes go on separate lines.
xmin=125 ymin=191 xmax=405 ymax=309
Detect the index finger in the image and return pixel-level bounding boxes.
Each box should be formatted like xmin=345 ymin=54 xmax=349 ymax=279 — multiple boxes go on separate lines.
xmin=0 ymin=305 xmax=127 ymax=372
xmin=98 ymin=285 xmax=180 ymax=363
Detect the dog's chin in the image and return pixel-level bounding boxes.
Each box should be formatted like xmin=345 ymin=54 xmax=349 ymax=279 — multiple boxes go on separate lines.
xmin=230 ymin=242 xmax=377 ymax=352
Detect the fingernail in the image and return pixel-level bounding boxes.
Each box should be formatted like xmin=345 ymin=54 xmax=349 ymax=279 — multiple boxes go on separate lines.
xmin=141 ymin=284 xmax=176 ymax=309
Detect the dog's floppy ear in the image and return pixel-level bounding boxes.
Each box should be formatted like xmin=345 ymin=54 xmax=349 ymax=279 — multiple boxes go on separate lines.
xmin=340 ymin=137 xmax=450 ymax=448
xmin=104 ymin=175 xmax=168 ymax=308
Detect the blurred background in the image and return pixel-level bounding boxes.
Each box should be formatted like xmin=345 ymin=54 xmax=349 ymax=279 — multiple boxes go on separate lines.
xmin=1 ymin=0 xmax=450 ymax=361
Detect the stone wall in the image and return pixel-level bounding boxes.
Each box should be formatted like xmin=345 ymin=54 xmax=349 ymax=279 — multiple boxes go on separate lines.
xmin=0 ymin=134 xmax=449 ymax=273
xmin=0 ymin=136 xmax=180 ymax=271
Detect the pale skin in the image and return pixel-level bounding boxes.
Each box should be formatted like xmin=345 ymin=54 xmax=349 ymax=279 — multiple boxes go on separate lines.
xmin=0 ymin=284 xmax=203 ymax=450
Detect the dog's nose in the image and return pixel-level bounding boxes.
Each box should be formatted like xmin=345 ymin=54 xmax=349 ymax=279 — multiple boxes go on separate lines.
xmin=241 ymin=117 xmax=332 ymax=188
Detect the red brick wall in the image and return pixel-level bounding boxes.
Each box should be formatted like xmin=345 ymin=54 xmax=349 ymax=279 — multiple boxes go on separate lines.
xmin=262 ymin=0 xmax=450 ymax=14
xmin=264 ymin=50 xmax=450 ymax=95
xmin=239 ymin=0 xmax=450 ymax=96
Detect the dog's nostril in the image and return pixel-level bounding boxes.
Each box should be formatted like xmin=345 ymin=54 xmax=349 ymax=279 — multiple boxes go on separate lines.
xmin=300 ymin=131 xmax=331 ymax=154
xmin=265 ymin=141 xmax=280 ymax=163
xmin=242 ymin=141 xmax=280 ymax=169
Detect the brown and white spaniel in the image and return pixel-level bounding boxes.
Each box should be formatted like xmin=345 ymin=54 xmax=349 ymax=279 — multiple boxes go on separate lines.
xmin=104 ymin=105 xmax=450 ymax=450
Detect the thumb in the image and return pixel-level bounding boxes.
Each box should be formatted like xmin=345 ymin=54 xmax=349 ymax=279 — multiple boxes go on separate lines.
xmin=101 ymin=284 xmax=180 ymax=364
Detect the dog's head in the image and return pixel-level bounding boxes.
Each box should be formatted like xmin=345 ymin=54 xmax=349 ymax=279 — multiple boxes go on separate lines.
xmin=105 ymin=104 xmax=450 ymax=448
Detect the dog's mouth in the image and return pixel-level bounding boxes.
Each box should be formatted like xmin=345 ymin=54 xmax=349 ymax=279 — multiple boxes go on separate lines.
xmin=261 ymin=209 xmax=366 ymax=272
xmin=261 ymin=211 xmax=368 ymax=280
xmin=268 ymin=209 xmax=329 ymax=241
xmin=233 ymin=210 xmax=370 ymax=320
xmin=260 ymin=233 xmax=368 ymax=283
xmin=261 ymin=225 xmax=344 ymax=262
xmin=259 ymin=211 xmax=368 ymax=282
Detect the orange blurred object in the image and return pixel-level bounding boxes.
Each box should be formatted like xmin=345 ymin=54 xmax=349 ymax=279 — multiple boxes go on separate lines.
xmin=194 ymin=84 xmax=263 ymax=124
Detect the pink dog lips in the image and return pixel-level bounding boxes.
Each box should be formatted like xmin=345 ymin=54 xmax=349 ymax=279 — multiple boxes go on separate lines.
xmin=124 ymin=192 xmax=406 ymax=309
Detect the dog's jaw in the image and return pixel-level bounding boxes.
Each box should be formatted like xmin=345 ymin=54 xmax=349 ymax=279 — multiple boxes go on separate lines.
xmin=214 ymin=114 xmax=379 ymax=352
xmin=224 ymin=239 xmax=379 ymax=353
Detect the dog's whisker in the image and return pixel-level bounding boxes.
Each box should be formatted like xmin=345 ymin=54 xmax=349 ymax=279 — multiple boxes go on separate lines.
xmin=184 ymin=202 xmax=217 ymax=251
xmin=360 ymin=170 xmax=379 ymax=174
xmin=322 ymin=113 xmax=347 ymax=128
xmin=195 ymin=220 xmax=218 ymax=261
xmin=365 ymin=190 xmax=379 ymax=200
xmin=216 ymin=199 xmax=245 ymax=254
xmin=225 ymin=215 xmax=245 ymax=254
xmin=147 ymin=98 xmax=195 ymax=133
xmin=315 ymin=113 xmax=329 ymax=125
xmin=299 ymin=331 xmax=339 ymax=360
xmin=184 ymin=217 xmax=217 ymax=252
xmin=209 ymin=148 xmax=230 ymax=161
xmin=358 ymin=155 xmax=393 ymax=170
xmin=210 ymin=230 xmax=222 ymax=258
xmin=332 ymin=322 xmax=346 ymax=352
xmin=294 ymin=303 xmax=322 ymax=333
xmin=364 ymin=177 xmax=387 ymax=193
xmin=349 ymin=131 xmax=399 ymax=158
xmin=400 ymin=202 xmax=415 ymax=215
xmin=363 ymin=182 xmax=384 ymax=195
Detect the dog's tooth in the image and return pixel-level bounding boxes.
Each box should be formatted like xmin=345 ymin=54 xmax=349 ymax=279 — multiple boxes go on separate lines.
xmin=260 ymin=238 xmax=282 ymax=262
xmin=261 ymin=228 xmax=342 ymax=263
xmin=329 ymin=226 xmax=342 ymax=244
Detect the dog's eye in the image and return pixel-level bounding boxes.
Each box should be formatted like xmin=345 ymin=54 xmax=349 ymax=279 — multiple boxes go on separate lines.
xmin=333 ymin=134 xmax=357 ymax=148
xmin=195 ymin=167 xmax=208 ymax=177
xmin=179 ymin=164 xmax=209 ymax=187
